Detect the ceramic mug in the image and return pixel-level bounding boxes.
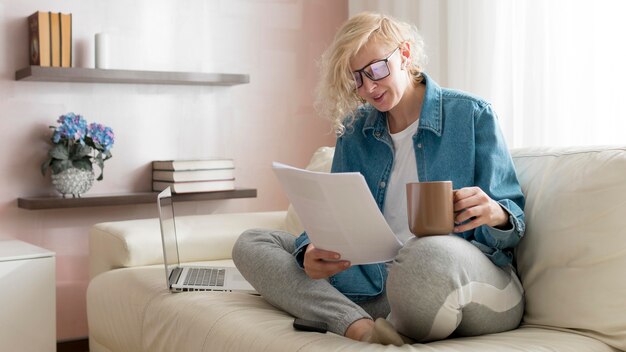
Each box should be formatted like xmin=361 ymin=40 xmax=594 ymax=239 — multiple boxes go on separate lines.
xmin=406 ymin=181 xmax=454 ymax=237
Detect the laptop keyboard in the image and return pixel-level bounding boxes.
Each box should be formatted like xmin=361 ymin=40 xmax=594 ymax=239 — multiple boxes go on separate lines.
xmin=184 ymin=268 xmax=225 ymax=287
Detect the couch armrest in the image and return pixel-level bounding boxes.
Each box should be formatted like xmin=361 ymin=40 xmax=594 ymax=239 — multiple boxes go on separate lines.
xmin=89 ymin=211 xmax=288 ymax=279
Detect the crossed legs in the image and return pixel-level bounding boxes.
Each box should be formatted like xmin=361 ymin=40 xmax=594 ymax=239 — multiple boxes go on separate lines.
xmin=233 ymin=229 xmax=523 ymax=343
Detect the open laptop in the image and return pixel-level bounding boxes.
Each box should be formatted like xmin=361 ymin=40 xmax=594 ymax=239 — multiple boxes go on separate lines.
xmin=157 ymin=187 xmax=257 ymax=293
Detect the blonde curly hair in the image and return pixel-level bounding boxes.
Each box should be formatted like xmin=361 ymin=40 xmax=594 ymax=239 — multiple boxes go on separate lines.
xmin=315 ymin=12 xmax=426 ymax=135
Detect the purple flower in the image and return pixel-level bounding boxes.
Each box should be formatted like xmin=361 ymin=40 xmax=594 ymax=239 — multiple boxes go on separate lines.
xmin=52 ymin=113 xmax=88 ymax=144
xmin=87 ymin=123 xmax=115 ymax=152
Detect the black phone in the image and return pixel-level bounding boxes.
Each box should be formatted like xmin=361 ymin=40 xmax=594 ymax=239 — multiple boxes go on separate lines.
xmin=293 ymin=318 xmax=328 ymax=333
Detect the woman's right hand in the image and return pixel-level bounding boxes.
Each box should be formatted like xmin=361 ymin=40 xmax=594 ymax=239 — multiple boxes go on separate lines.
xmin=303 ymin=244 xmax=351 ymax=279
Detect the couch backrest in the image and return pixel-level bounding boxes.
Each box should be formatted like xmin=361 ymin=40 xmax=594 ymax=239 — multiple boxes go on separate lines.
xmin=511 ymin=146 xmax=626 ymax=350
xmin=89 ymin=211 xmax=288 ymax=278
xmin=292 ymin=145 xmax=626 ymax=349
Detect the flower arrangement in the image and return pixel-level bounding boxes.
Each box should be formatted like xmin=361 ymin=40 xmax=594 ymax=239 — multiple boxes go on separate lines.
xmin=41 ymin=112 xmax=115 ymax=181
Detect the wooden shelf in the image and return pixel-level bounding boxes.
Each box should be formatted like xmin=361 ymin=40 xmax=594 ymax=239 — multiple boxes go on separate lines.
xmin=15 ymin=66 xmax=250 ymax=86
xmin=17 ymin=188 xmax=257 ymax=210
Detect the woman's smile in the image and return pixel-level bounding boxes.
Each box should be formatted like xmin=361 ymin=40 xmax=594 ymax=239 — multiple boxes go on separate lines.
xmin=373 ymin=92 xmax=385 ymax=102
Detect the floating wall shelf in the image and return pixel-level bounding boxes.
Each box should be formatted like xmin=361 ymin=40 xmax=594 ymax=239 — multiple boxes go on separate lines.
xmin=17 ymin=188 xmax=257 ymax=210
xmin=16 ymin=66 xmax=252 ymax=210
xmin=15 ymin=66 xmax=250 ymax=86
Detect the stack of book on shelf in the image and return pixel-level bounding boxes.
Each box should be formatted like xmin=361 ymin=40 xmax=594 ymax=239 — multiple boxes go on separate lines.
xmin=28 ymin=11 xmax=72 ymax=67
xmin=152 ymin=159 xmax=236 ymax=194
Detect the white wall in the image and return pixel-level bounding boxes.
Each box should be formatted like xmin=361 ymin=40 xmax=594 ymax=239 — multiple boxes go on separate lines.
xmin=0 ymin=0 xmax=344 ymax=340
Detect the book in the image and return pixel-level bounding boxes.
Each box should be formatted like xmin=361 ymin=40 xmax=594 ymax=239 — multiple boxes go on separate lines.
xmin=60 ymin=13 xmax=72 ymax=67
xmin=152 ymin=168 xmax=235 ymax=182
xmin=28 ymin=11 xmax=51 ymax=66
xmin=152 ymin=159 xmax=234 ymax=171
xmin=272 ymin=162 xmax=402 ymax=264
xmin=152 ymin=179 xmax=236 ymax=193
xmin=49 ymin=12 xmax=61 ymax=67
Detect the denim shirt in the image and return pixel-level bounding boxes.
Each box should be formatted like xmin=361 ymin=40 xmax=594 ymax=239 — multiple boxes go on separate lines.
xmin=293 ymin=73 xmax=526 ymax=302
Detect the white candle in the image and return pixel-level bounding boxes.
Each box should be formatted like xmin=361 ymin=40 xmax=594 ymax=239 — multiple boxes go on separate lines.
xmin=95 ymin=33 xmax=110 ymax=69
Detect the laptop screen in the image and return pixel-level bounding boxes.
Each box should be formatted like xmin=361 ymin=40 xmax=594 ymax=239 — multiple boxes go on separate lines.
xmin=157 ymin=187 xmax=181 ymax=283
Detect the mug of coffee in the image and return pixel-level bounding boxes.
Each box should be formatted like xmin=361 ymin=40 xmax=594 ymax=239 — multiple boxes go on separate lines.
xmin=406 ymin=181 xmax=454 ymax=237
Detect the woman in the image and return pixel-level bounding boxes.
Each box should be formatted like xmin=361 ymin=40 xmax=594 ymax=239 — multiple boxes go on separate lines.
xmin=233 ymin=12 xmax=525 ymax=346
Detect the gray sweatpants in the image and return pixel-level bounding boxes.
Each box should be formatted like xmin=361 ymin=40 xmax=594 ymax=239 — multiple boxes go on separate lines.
xmin=232 ymin=229 xmax=524 ymax=342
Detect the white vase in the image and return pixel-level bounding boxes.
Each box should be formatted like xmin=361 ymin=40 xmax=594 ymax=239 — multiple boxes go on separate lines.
xmin=51 ymin=168 xmax=95 ymax=198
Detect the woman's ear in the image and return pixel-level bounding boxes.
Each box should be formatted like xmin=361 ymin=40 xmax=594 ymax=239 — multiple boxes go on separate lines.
xmin=400 ymin=42 xmax=412 ymax=69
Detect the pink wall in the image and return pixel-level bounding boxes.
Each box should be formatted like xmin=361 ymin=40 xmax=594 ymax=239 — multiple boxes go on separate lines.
xmin=0 ymin=0 xmax=346 ymax=340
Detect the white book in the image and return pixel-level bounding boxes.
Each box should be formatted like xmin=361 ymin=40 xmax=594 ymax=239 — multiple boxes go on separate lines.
xmin=152 ymin=168 xmax=235 ymax=182
xmin=272 ymin=162 xmax=402 ymax=265
xmin=152 ymin=159 xmax=234 ymax=171
xmin=152 ymin=179 xmax=235 ymax=194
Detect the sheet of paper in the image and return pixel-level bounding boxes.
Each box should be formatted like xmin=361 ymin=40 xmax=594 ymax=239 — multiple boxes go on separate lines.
xmin=272 ymin=162 xmax=402 ymax=264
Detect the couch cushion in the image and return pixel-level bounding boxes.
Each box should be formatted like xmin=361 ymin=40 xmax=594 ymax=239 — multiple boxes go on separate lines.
xmin=284 ymin=146 xmax=335 ymax=235
xmin=88 ymin=262 xmax=618 ymax=352
xmin=511 ymin=146 xmax=626 ymax=350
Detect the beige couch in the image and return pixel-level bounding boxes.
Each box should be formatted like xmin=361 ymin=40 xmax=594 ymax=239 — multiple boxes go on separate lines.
xmin=87 ymin=146 xmax=626 ymax=352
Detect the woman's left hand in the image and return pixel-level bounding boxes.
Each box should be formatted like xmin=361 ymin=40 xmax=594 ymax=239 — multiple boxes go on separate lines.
xmin=452 ymin=187 xmax=509 ymax=233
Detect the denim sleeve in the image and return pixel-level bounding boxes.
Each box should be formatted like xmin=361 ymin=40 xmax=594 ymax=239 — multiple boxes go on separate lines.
xmin=293 ymin=232 xmax=310 ymax=268
xmin=471 ymin=104 xmax=526 ymax=266
xmin=329 ymin=133 xmax=349 ymax=173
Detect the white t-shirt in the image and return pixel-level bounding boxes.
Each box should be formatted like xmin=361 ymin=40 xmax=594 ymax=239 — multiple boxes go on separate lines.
xmin=383 ymin=118 xmax=420 ymax=244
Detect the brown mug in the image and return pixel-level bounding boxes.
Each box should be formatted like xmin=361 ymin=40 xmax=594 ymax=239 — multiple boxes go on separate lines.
xmin=406 ymin=181 xmax=454 ymax=237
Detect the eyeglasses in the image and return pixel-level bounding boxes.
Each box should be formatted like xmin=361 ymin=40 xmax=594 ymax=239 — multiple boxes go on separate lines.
xmin=352 ymin=47 xmax=400 ymax=89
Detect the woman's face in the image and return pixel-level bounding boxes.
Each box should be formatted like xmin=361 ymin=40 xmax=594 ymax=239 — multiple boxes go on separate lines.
xmin=350 ymin=39 xmax=408 ymax=112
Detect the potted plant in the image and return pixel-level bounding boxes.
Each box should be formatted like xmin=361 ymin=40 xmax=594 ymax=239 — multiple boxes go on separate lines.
xmin=41 ymin=112 xmax=115 ymax=197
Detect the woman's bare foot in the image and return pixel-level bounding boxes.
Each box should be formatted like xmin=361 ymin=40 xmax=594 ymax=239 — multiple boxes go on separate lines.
xmin=345 ymin=318 xmax=375 ymax=341
xmin=360 ymin=318 xmax=412 ymax=346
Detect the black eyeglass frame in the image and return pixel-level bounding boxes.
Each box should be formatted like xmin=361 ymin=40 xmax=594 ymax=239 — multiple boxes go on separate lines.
xmin=352 ymin=47 xmax=401 ymax=89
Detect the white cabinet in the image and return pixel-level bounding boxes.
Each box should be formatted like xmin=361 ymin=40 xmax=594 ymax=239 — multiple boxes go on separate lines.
xmin=0 ymin=240 xmax=56 ymax=352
